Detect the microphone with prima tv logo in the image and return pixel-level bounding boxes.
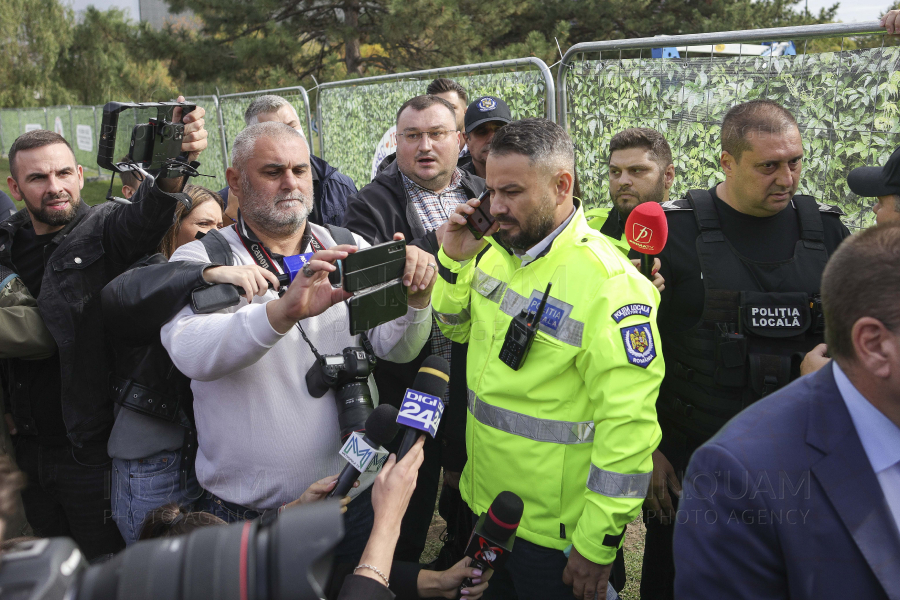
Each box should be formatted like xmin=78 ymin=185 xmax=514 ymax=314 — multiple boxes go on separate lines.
xmin=625 ymin=202 xmax=669 ymax=279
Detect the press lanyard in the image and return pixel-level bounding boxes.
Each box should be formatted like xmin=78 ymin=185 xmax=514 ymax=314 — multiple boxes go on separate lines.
xmin=234 ymin=212 xmax=325 ymax=278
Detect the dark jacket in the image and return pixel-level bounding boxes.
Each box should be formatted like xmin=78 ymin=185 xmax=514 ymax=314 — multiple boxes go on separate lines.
xmin=342 ymin=158 xmax=485 ymax=472
xmin=221 ymin=154 xmax=356 ymax=227
xmin=674 ymin=363 xmax=900 ymax=600
xmin=101 ymin=256 xmax=211 ymax=430
xmin=0 ymin=182 xmax=184 ymax=446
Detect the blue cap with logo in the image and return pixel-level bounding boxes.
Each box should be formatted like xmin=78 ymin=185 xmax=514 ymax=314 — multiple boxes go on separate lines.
xmin=464 ymin=96 xmax=512 ymax=134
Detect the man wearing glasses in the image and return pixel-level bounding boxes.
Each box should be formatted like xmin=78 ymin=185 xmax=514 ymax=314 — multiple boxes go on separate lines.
xmin=343 ymin=95 xmax=486 ymax=562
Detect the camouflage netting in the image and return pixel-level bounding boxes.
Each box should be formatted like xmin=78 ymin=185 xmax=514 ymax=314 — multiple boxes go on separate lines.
xmin=319 ymin=67 xmax=550 ymax=189
xmin=566 ymin=45 xmax=900 ymax=230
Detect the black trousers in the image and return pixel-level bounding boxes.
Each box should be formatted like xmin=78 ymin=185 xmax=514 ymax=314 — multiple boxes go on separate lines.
xmin=640 ymin=425 xmax=699 ymax=600
xmin=15 ymin=437 xmax=125 ymax=561
xmin=386 ymin=428 xmax=443 ymax=562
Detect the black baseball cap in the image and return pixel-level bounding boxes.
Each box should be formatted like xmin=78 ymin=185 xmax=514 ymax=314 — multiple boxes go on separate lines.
xmin=847 ymin=146 xmax=900 ymax=197
xmin=465 ymin=96 xmax=512 ymax=134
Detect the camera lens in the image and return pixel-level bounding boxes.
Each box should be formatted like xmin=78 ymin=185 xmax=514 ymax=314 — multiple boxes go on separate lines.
xmin=335 ymin=381 xmax=374 ymax=442
xmin=72 ymin=502 xmax=344 ymax=600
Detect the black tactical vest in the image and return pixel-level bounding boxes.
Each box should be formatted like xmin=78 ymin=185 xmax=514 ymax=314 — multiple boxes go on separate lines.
xmin=658 ymin=190 xmax=828 ymax=441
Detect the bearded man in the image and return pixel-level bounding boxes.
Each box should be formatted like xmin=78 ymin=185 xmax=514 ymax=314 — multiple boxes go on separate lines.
xmin=0 ymin=101 xmax=208 ymax=560
xmin=160 ymin=121 xmax=436 ymax=569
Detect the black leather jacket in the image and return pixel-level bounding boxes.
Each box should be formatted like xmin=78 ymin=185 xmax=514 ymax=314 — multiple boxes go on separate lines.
xmin=101 ymin=255 xmax=212 ymax=429
xmin=0 ymin=182 xmax=186 ymax=446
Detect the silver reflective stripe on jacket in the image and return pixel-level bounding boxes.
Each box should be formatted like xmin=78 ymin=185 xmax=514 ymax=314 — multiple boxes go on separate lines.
xmin=587 ymin=463 xmax=652 ymax=498
xmin=434 ymin=308 xmax=470 ymax=326
xmin=472 ymin=268 xmax=507 ymax=303
xmin=499 ymin=289 xmax=585 ymax=348
xmin=467 ymin=389 xmax=595 ymax=444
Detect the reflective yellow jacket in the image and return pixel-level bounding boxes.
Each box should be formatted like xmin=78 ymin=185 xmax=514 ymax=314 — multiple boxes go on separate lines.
xmin=433 ymin=205 xmax=663 ymax=564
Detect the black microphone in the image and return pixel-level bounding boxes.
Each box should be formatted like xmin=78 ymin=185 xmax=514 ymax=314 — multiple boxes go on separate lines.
xmin=460 ymin=491 xmax=524 ymax=592
xmin=396 ymin=355 xmax=450 ymax=461
xmin=328 ymin=404 xmax=400 ymax=498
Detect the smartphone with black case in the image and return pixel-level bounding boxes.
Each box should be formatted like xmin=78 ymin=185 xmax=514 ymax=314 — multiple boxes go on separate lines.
xmin=466 ymin=189 xmax=494 ymax=240
xmin=339 ymin=239 xmax=407 ymax=293
xmin=348 ymin=279 xmax=408 ymax=334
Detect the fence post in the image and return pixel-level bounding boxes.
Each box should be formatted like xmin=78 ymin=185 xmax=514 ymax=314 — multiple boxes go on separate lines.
xmin=316 ymin=93 xmax=325 ymax=160
xmin=43 ymin=108 xmax=49 ymax=130
xmin=67 ymin=106 xmax=75 ymax=150
xmin=93 ymin=106 xmax=101 ymax=178
xmin=212 ymin=95 xmax=230 ymax=173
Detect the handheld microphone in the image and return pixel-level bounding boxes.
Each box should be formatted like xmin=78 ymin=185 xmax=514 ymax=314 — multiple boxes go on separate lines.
xmin=396 ymin=355 xmax=450 ymax=461
xmin=328 ymin=404 xmax=400 ymax=498
xmin=625 ymin=202 xmax=668 ymax=279
xmin=460 ymin=491 xmax=524 ymax=592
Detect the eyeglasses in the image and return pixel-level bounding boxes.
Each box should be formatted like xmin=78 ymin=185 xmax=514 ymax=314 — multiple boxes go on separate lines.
xmin=397 ymin=130 xmax=458 ymax=143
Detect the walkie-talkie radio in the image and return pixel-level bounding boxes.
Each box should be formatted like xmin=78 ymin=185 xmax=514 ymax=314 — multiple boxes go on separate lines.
xmin=499 ymin=283 xmax=552 ymax=370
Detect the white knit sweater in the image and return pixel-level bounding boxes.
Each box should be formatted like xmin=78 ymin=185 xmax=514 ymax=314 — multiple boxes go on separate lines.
xmin=161 ymin=224 xmax=431 ymax=510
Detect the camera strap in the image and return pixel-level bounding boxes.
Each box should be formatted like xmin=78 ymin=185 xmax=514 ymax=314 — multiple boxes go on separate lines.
xmin=235 ymin=212 xmax=324 ymax=278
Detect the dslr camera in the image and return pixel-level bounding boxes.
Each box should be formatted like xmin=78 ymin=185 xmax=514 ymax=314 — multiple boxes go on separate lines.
xmin=306 ymin=346 xmax=377 ymax=442
xmin=0 ymin=501 xmax=344 ymax=600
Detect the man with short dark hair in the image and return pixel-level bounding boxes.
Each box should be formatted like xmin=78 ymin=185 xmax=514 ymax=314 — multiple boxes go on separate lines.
xmin=220 ymin=94 xmax=357 ymax=227
xmin=427 ymin=78 xmax=468 ymax=153
xmin=0 ymin=101 xmax=208 ymax=560
xmin=641 ymin=99 xmax=851 ymax=599
xmin=434 ymin=118 xmax=663 ymax=599
xmin=342 ymin=94 xmax=485 ymax=562
xmin=674 ymin=222 xmax=900 ymax=600
xmin=591 ymin=127 xmax=675 ymax=289
xmin=461 ymin=95 xmax=511 ymax=179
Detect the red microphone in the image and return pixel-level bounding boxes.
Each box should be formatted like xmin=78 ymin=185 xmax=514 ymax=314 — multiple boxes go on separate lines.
xmin=625 ymin=202 xmax=669 ymax=279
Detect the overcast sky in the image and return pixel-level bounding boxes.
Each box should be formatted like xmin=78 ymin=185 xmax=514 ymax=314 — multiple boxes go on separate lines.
xmin=66 ymin=0 xmax=892 ymax=27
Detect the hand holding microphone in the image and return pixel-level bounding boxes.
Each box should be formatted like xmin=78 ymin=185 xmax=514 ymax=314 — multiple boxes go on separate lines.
xmin=329 ymin=404 xmax=400 ymax=498
xmin=625 ymin=202 xmax=668 ymax=289
xmin=460 ymin=491 xmax=524 ymax=595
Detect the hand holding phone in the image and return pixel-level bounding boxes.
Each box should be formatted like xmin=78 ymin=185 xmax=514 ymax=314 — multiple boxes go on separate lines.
xmin=466 ymin=189 xmax=495 ymax=240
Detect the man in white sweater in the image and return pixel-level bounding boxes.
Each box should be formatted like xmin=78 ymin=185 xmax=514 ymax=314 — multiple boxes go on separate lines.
xmin=161 ymin=122 xmax=436 ymax=564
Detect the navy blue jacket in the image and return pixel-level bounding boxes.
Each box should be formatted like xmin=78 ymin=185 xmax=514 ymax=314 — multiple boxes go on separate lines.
xmin=674 ymin=362 xmax=900 ymax=600
xmin=220 ymin=155 xmax=355 ymax=227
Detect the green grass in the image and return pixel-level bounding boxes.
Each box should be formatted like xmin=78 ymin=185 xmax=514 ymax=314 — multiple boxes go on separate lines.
xmin=0 ymin=157 xmax=114 ymax=210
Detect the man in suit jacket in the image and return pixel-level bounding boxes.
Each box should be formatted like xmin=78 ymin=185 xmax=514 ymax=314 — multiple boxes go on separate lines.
xmin=673 ymin=222 xmax=900 ymax=600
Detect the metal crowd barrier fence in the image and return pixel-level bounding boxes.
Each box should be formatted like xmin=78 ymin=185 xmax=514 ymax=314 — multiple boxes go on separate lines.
xmin=184 ymin=95 xmax=229 ymax=192
xmin=218 ymin=86 xmax=313 ymax=160
xmin=558 ymin=21 xmax=896 ymax=230
xmin=316 ymin=57 xmax=555 ymax=188
xmin=69 ymin=106 xmax=102 ymax=178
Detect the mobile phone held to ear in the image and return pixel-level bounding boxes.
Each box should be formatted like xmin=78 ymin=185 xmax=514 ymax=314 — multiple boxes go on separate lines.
xmin=466 ymin=190 xmax=495 ymax=240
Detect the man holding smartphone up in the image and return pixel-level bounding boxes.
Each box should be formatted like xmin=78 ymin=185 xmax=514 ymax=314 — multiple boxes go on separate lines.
xmin=433 ymin=118 xmax=663 ymax=599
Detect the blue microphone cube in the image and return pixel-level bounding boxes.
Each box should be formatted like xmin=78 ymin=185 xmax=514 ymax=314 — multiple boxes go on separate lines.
xmin=397 ymin=390 xmax=445 ymax=437
xmin=282 ymin=252 xmax=314 ymax=283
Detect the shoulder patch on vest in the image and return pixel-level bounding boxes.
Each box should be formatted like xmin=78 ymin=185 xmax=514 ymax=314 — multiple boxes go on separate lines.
xmin=661 ymin=199 xmax=692 ymax=211
xmin=816 ymin=201 xmax=845 ymax=216
xmin=620 ymin=323 xmax=657 ymax=368
xmin=612 ymin=303 xmax=652 ymax=323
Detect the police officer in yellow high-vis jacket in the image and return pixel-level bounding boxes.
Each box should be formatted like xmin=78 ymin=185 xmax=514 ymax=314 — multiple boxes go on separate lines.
xmin=433 ymin=119 xmax=664 ymax=600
